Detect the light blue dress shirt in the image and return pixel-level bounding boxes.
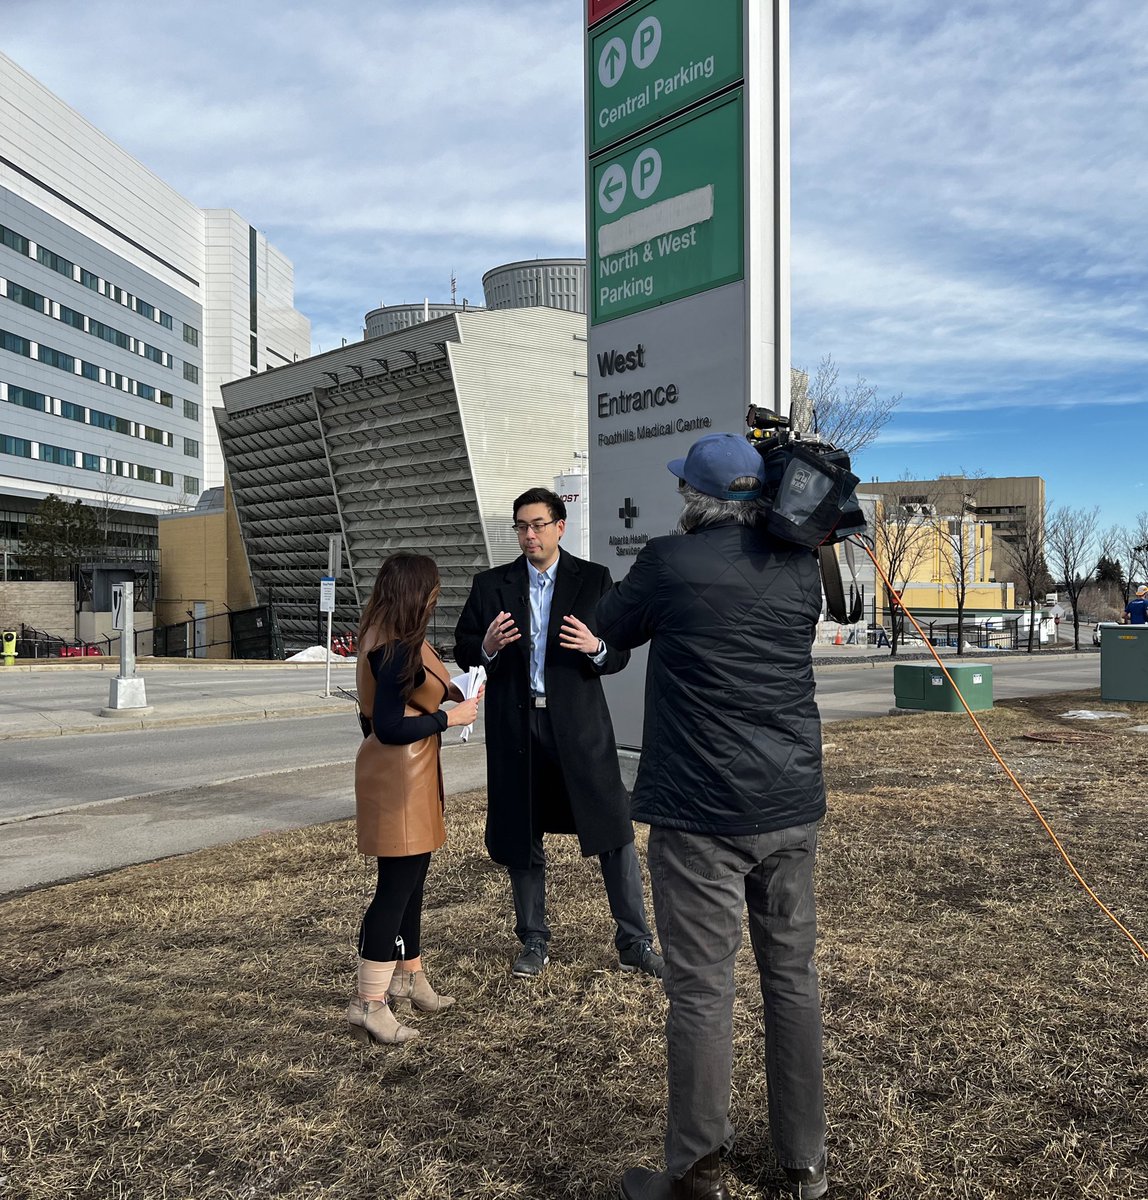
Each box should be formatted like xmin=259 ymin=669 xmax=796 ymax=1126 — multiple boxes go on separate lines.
xmin=527 ymin=560 xmax=557 ymax=695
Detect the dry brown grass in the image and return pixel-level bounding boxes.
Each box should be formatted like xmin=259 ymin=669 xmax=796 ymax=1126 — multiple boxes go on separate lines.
xmin=2 ymin=689 xmax=1147 ymax=1199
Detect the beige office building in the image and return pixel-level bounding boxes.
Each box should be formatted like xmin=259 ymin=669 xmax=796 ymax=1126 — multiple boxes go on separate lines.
xmin=863 ymin=475 xmax=1045 ymax=556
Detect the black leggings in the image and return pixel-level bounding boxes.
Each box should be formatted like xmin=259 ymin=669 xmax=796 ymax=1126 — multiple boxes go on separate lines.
xmin=357 ymin=853 xmax=431 ymax=963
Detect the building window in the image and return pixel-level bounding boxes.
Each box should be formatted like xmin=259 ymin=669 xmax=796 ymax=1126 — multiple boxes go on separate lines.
xmin=82 ymin=453 xmax=101 ymax=471
xmin=137 ymin=382 xmax=155 ymax=401
xmin=37 ymin=247 xmax=74 ymax=278
xmin=160 ymin=470 xmax=173 ymax=486
xmin=1 ymin=329 xmax=31 ymax=356
xmin=143 ymin=426 xmax=165 ymax=444
xmin=184 ymin=475 xmax=200 ymax=494
xmin=183 ymin=361 xmax=199 ymax=383
xmin=159 ymin=312 xmax=173 ymax=330
xmin=81 ymin=360 xmax=100 ymax=381
xmin=183 ymin=398 xmax=199 ymax=421
xmin=60 ymin=305 xmax=86 ymax=330
xmin=8 ymin=283 xmax=45 ymax=311
xmin=183 ymin=437 xmax=199 ymax=458
xmin=39 ymin=444 xmax=76 ymax=467
xmin=183 ymin=323 xmax=199 ymax=347
xmin=90 ymin=320 xmax=132 ymax=351
xmin=0 ymin=225 xmax=31 ymax=255
xmin=1 ymin=435 xmax=33 ymax=457
xmin=137 ymin=465 xmax=156 ymax=483
xmin=91 ymin=410 xmax=133 ymax=436
xmin=159 ymin=391 xmax=174 ymax=408
xmin=134 ymin=298 xmax=155 ymax=320
xmin=143 ymin=344 xmax=164 ymax=364
xmin=7 ymin=386 xmax=46 ymax=411
xmin=80 ymin=268 xmax=99 ymax=291
xmin=61 ymin=400 xmax=85 ymax=422
xmin=37 ymin=344 xmax=75 ymax=372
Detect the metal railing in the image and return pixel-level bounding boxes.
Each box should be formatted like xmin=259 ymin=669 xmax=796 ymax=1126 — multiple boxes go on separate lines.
xmin=16 ymin=625 xmax=112 ymax=658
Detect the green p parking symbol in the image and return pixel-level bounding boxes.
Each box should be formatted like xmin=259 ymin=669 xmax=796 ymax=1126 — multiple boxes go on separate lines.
xmin=633 ymin=17 xmax=661 ymax=68
xmin=632 ymin=148 xmax=662 ymax=200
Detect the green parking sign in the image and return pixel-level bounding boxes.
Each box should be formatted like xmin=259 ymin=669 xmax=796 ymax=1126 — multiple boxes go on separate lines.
xmin=590 ymin=91 xmax=744 ymax=325
xmin=589 ymin=0 xmax=743 ymax=153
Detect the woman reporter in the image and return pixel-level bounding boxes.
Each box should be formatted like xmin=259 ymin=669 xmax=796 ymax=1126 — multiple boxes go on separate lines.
xmin=347 ymin=553 xmax=481 ymax=1046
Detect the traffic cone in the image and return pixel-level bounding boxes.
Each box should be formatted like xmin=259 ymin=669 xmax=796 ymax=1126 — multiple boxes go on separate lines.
xmin=834 ymin=626 xmax=844 ymax=646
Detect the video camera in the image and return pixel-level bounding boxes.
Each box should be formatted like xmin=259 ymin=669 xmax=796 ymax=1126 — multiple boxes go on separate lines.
xmin=745 ymin=405 xmax=867 ymax=550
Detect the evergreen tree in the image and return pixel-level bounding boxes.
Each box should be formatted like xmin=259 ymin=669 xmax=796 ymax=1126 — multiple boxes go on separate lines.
xmin=18 ymin=496 xmax=101 ymax=580
xmin=1095 ymin=553 xmax=1125 ymax=587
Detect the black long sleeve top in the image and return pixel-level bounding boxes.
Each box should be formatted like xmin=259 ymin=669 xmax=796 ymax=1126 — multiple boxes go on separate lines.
xmin=368 ymin=643 xmax=448 ymax=745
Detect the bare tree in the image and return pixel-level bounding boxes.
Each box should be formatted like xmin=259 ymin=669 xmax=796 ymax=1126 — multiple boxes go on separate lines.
xmin=934 ymin=474 xmax=988 ymax=656
xmin=1000 ymin=501 xmax=1054 ymax=651
xmin=91 ymin=453 xmax=137 ymax=547
xmin=1113 ymin=513 xmax=1148 ymax=605
xmin=789 ymin=355 xmax=901 ymax=455
xmin=1047 ymin=505 xmax=1100 ymax=650
xmin=873 ymin=483 xmax=940 ymax=656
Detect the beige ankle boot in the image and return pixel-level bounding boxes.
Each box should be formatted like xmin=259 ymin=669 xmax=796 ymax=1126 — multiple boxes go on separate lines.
xmin=387 ymin=968 xmax=456 ymax=1013
xmin=346 ymin=997 xmax=418 ymax=1045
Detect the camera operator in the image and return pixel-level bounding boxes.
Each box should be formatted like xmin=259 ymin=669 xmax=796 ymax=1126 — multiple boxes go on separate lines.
xmin=597 ymin=432 xmax=829 ymax=1200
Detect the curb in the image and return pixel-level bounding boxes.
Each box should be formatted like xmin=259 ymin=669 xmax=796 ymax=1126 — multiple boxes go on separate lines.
xmin=0 ymin=702 xmax=352 ymax=741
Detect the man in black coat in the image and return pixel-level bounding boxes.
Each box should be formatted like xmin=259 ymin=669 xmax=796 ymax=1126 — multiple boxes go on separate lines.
xmin=597 ymin=434 xmax=829 ymax=1200
xmin=454 ymin=487 xmax=662 ymax=980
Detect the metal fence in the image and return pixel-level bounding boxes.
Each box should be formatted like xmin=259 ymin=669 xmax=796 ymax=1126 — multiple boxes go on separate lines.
xmin=16 ymin=625 xmax=111 ymax=659
xmin=916 ymin=619 xmax=1021 ymax=651
xmin=151 ymin=604 xmax=285 ymax=660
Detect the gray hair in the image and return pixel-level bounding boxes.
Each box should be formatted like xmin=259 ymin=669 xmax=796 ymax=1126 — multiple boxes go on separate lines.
xmin=678 ymin=480 xmax=765 ymax=532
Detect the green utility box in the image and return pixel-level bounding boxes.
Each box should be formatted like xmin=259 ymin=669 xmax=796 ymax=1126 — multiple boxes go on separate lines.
xmin=1100 ymin=626 xmax=1148 ymax=702
xmin=894 ymin=662 xmax=993 ymax=712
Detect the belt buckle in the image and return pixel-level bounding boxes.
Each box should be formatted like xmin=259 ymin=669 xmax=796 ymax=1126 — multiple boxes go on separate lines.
xmin=532 ymin=695 xmax=547 ymax=708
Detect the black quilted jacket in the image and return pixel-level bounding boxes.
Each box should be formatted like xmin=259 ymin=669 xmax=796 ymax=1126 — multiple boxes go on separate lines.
xmin=595 ymin=520 xmax=826 ymax=834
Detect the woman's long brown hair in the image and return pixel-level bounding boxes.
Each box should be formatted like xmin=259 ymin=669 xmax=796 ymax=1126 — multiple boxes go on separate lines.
xmin=358 ymin=553 xmax=440 ymax=698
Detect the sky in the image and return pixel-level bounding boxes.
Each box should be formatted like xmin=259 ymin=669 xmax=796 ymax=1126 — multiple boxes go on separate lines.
xmin=3 ymin=0 xmax=1144 ymax=536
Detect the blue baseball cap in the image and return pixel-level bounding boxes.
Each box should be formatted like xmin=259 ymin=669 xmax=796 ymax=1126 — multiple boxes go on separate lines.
xmin=667 ymin=433 xmax=766 ymax=500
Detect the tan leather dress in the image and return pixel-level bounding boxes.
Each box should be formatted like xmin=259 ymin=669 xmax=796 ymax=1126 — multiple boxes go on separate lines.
xmin=355 ymin=641 xmax=450 ymax=857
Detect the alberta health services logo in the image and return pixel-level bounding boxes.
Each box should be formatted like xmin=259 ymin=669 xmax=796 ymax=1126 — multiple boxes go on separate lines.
xmin=611 ymin=496 xmax=648 ymax=558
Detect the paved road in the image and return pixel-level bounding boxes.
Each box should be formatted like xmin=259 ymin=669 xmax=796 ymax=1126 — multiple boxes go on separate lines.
xmin=0 ymin=714 xmax=363 ymax=821
xmin=812 ymin=651 xmax=1100 ymax=721
xmin=0 ymin=652 xmax=1101 ymax=896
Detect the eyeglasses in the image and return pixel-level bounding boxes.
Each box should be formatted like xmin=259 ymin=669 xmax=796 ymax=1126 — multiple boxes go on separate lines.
xmin=512 ymin=519 xmax=558 ymax=535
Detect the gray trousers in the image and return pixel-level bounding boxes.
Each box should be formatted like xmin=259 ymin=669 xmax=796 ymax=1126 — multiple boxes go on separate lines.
xmin=509 ymin=837 xmax=651 ymax=952
xmin=647 ymin=822 xmax=826 ymax=1178
xmin=509 ymin=703 xmax=652 ymax=952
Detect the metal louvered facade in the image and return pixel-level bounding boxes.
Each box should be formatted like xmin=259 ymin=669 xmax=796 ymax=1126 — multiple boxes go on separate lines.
xmin=218 ymin=308 xmax=587 ymax=652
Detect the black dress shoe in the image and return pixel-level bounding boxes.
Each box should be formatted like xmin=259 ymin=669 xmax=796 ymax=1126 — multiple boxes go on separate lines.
xmin=619 ymin=1152 xmax=728 ymax=1199
xmin=619 ymin=940 xmax=665 ymax=978
xmin=783 ymin=1160 xmax=828 ymax=1198
xmin=511 ymin=938 xmax=549 ymax=978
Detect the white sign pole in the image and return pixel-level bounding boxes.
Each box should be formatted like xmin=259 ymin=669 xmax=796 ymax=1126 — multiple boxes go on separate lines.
xmin=320 ymin=575 xmax=336 ymax=697
xmin=102 ymin=579 xmax=150 ymax=716
xmin=324 ymin=535 xmax=342 ymax=698
xmin=325 ymin=607 xmax=333 ymax=697
xmin=121 ymin=581 xmax=136 ymax=678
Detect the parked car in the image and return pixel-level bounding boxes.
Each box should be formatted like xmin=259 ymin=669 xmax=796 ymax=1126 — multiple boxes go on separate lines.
xmin=1094 ymin=622 xmax=1122 ymax=645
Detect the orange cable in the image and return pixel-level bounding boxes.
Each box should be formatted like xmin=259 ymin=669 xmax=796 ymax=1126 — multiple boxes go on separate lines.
xmin=854 ymin=538 xmax=1148 ymax=962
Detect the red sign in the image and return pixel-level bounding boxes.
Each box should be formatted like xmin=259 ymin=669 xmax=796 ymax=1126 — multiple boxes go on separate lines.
xmin=589 ymin=0 xmax=636 ymax=25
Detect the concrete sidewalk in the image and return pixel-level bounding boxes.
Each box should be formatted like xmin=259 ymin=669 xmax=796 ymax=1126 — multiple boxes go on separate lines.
xmin=0 ymin=658 xmax=360 ymax=740
xmin=0 ymin=688 xmax=353 ymax=740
